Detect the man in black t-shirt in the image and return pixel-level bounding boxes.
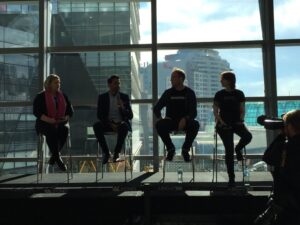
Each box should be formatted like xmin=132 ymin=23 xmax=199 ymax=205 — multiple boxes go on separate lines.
xmin=213 ymin=71 xmax=252 ymax=187
xmin=154 ymin=68 xmax=199 ymax=162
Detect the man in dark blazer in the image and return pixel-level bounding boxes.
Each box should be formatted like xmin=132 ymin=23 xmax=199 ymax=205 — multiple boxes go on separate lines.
xmin=93 ymin=75 xmax=133 ymax=164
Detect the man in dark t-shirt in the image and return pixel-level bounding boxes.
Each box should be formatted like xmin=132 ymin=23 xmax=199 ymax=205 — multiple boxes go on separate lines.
xmin=154 ymin=68 xmax=199 ymax=162
xmin=213 ymin=71 xmax=252 ymax=187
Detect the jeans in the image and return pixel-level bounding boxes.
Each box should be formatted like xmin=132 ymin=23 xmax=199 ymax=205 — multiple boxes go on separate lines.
xmin=156 ymin=118 xmax=199 ymax=151
xmin=216 ymin=123 xmax=252 ymax=180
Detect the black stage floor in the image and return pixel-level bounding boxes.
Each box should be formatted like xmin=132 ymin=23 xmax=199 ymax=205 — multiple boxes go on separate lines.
xmin=0 ymin=172 xmax=273 ymax=225
xmin=0 ymin=171 xmax=272 ymax=184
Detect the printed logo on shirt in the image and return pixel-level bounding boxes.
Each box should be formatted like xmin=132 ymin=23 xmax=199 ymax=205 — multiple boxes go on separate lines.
xmin=223 ymin=96 xmax=238 ymax=101
xmin=170 ymin=96 xmax=186 ymax=100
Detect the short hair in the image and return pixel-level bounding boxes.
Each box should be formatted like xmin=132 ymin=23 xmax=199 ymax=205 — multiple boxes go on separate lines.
xmin=107 ymin=75 xmax=120 ymax=84
xmin=44 ymin=74 xmax=60 ymax=89
xmin=283 ymin=110 xmax=300 ymax=134
xmin=221 ymin=71 xmax=236 ymax=89
xmin=172 ymin=68 xmax=186 ymax=81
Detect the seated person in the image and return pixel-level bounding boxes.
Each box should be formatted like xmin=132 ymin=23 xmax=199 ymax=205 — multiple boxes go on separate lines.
xmin=154 ymin=68 xmax=199 ymax=162
xmin=33 ymin=74 xmax=74 ymax=171
xmin=213 ymin=71 xmax=252 ymax=187
xmin=93 ymin=75 xmax=133 ymax=164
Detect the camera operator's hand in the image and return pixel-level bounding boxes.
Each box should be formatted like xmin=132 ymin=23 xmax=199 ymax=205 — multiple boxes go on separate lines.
xmin=217 ymin=118 xmax=226 ymax=126
xmin=235 ymin=120 xmax=244 ymax=126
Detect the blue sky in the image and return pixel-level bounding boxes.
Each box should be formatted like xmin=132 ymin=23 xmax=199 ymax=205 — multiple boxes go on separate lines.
xmin=138 ymin=0 xmax=300 ymax=97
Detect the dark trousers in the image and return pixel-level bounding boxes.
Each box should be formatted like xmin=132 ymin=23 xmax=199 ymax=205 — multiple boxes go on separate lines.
xmin=36 ymin=122 xmax=69 ymax=157
xmin=156 ymin=118 xmax=200 ymax=151
xmin=93 ymin=121 xmax=129 ymax=155
xmin=216 ymin=123 xmax=252 ymax=180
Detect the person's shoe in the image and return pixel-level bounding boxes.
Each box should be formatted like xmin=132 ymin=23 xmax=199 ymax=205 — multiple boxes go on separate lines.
xmin=112 ymin=152 xmax=121 ymax=162
xmin=181 ymin=149 xmax=191 ymax=162
xmin=55 ymin=155 xmax=67 ymax=171
xmin=228 ymin=177 xmax=236 ymax=188
xmin=165 ymin=148 xmax=175 ymax=161
xmin=102 ymin=152 xmax=110 ymax=164
xmin=48 ymin=155 xmax=55 ymax=165
xmin=236 ymin=149 xmax=244 ymax=161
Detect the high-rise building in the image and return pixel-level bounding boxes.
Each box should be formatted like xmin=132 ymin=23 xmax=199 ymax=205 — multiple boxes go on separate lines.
xmin=144 ymin=49 xmax=230 ymax=129
xmin=0 ymin=1 xmax=142 ymax=173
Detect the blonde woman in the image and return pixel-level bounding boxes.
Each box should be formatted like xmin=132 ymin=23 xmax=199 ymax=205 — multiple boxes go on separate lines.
xmin=33 ymin=74 xmax=73 ymax=171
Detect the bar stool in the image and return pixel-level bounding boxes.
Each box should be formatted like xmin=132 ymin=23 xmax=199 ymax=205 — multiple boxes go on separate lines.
xmin=80 ymin=127 xmax=97 ymax=173
xmin=213 ymin=124 xmax=248 ymax=185
xmin=37 ymin=133 xmax=73 ymax=183
xmin=95 ymin=132 xmax=132 ymax=182
xmin=162 ymin=131 xmax=195 ymax=182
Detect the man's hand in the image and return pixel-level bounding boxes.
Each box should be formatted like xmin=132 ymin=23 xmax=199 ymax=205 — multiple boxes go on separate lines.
xmin=117 ymin=96 xmax=125 ymax=110
xmin=178 ymin=117 xmax=187 ymax=131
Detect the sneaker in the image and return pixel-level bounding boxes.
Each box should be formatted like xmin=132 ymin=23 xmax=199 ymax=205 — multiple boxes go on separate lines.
xmin=112 ymin=152 xmax=121 ymax=162
xmin=165 ymin=148 xmax=175 ymax=161
xmin=181 ymin=149 xmax=191 ymax=162
xmin=102 ymin=152 xmax=110 ymax=164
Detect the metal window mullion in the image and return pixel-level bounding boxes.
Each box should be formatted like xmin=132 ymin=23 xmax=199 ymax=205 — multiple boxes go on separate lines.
xmin=151 ymin=0 xmax=159 ymax=172
xmin=39 ymin=0 xmax=47 ymax=91
xmin=260 ymin=0 xmax=278 ymax=145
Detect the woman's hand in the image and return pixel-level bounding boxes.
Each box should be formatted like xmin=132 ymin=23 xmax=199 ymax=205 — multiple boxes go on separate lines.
xmin=41 ymin=115 xmax=56 ymax=124
xmin=57 ymin=115 xmax=70 ymax=123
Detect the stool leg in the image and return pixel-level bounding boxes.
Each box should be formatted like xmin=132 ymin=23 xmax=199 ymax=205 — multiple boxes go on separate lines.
xmin=66 ymin=135 xmax=72 ymax=183
xmin=96 ymin=142 xmax=99 ymax=182
xmin=241 ymin=147 xmax=247 ymax=185
xmin=212 ymin=129 xmax=218 ymax=183
xmin=163 ymin=145 xmax=166 ymax=182
xmin=37 ymin=135 xmax=42 ymax=183
xmin=124 ymin=143 xmax=127 ymax=183
xmin=69 ymin=137 xmax=73 ymax=179
xmin=129 ymin=140 xmax=133 ymax=179
xmin=191 ymin=146 xmax=195 ymax=182
xmin=39 ymin=135 xmax=45 ymax=182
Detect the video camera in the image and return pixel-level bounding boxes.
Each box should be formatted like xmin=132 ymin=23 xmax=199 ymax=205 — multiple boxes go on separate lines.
xmin=257 ymin=115 xmax=285 ymax=130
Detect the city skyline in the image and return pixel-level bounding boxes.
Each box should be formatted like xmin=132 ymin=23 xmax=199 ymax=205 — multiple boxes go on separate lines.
xmin=1 ymin=0 xmax=300 ymax=175
xmin=139 ymin=0 xmax=300 ymax=97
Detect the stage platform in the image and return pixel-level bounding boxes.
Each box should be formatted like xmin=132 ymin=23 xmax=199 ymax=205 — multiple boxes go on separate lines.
xmin=0 ymin=172 xmax=272 ymax=225
xmin=0 ymin=171 xmax=272 ymax=188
